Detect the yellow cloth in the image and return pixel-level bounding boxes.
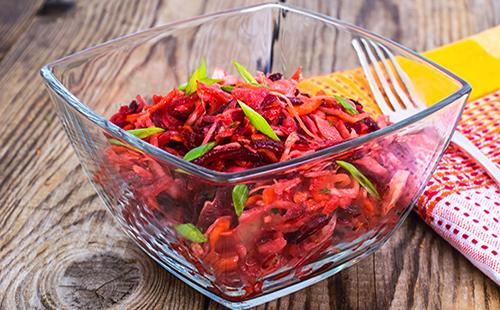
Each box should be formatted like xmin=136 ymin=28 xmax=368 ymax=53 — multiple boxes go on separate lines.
xmin=298 ymin=25 xmax=500 ymax=111
xmin=423 ymin=25 xmax=500 ymax=100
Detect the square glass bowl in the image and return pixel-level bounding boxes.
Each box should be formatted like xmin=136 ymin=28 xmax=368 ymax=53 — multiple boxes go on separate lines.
xmin=41 ymin=3 xmax=470 ymax=309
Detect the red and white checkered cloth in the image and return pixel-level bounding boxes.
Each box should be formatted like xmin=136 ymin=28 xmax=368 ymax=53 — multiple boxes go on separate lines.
xmin=416 ymin=90 xmax=500 ymax=284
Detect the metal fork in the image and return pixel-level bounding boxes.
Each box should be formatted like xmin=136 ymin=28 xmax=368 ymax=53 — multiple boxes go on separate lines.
xmin=352 ymin=38 xmax=500 ymax=187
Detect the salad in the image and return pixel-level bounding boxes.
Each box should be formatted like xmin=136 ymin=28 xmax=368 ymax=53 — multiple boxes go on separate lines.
xmin=104 ymin=59 xmax=415 ymax=294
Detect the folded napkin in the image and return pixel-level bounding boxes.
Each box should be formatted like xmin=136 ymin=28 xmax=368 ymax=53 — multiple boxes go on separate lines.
xmin=298 ymin=26 xmax=500 ymax=284
xmin=416 ymin=90 xmax=500 ymax=284
xmin=417 ymin=26 xmax=500 ymax=284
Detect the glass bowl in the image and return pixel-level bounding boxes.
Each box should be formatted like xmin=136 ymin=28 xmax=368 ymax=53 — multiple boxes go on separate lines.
xmin=40 ymin=3 xmax=470 ymax=309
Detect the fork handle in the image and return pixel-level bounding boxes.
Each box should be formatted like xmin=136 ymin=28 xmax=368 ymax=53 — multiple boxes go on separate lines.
xmin=451 ymin=131 xmax=500 ymax=188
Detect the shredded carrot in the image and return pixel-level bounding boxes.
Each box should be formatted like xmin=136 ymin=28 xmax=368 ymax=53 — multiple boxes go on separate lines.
xmin=245 ymin=195 xmax=262 ymax=206
xmin=208 ymin=217 xmax=231 ymax=250
xmin=294 ymin=98 xmax=323 ymax=115
xmin=262 ymin=188 xmax=277 ymax=204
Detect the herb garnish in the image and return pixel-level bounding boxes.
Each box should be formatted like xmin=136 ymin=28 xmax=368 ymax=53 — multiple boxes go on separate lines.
xmin=233 ymin=61 xmax=259 ymax=85
xmin=183 ymin=58 xmax=220 ymax=95
xmin=108 ymin=127 xmax=164 ymax=152
xmin=237 ymin=100 xmax=280 ymax=141
xmin=334 ymin=95 xmax=359 ymax=115
xmin=183 ymin=141 xmax=216 ymax=162
xmin=127 ymin=127 xmax=165 ymax=139
xmin=221 ymin=85 xmax=235 ymax=93
xmin=232 ymin=184 xmax=249 ymax=217
xmin=336 ymin=160 xmax=380 ymax=199
xmin=174 ymin=223 xmax=207 ymax=243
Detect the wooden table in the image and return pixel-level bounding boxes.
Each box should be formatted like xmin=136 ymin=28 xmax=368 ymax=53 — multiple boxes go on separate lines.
xmin=1 ymin=0 xmax=499 ymax=309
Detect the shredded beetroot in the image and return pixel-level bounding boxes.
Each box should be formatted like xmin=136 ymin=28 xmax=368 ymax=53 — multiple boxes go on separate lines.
xmin=108 ymin=68 xmax=377 ymax=171
xmin=102 ymin=65 xmax=419 ymax=297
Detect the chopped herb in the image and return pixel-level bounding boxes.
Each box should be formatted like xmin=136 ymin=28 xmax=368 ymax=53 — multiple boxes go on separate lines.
xmin=108 ymin=139 xmax=134 ymax=151
xmin=201 ymin=77 xmax=221 ymax=85
xmin=232 ymin=184 xmax=249 ymax=217
xmin=271 ymin=208 xmax=279 ymax=214
xmin=221 ymin=85 xmax=235 ymax=93
xmin=183 ymin=141 xmax=216 ymax=162
xmin=174 ymin=223 xmax=207 ymax=243
xmin=237 ymin=100 xmax=280 ymax=141
xmin=336 ymin=160 xmax=380 ymax=199
xmin=127 ymin=127 xmax=165 ymax=139
xmin=108 ymin=127 xmax=164 ymax=152
xmin=185 ymin=58 xmax=207 ymax=95
xmin=232 ymin=61 xmax=259 ymax=85
xmin=334 ymin=95 xmax=359 ymax=115
xmin=182 ymin=58 xmax=220 ymax=95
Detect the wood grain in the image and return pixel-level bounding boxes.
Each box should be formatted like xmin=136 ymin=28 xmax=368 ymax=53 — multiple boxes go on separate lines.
xmin=0 ymin=0 xmax=499 ymax=309
xmin=0 ymin=0 xmax=43 ymax=61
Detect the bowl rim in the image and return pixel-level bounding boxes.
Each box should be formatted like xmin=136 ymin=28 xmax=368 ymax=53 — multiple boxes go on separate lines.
xmin=40 ymin=1 xmax=471 ymax=184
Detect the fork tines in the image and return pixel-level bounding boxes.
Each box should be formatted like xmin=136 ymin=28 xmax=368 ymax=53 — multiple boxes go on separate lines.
xmin=352 ymin=38 xmax=426 ymax=121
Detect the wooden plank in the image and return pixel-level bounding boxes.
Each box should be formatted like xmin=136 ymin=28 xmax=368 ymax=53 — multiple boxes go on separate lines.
xmin=496 ymin=0 xmax=500 ymax=24
xmin=0 ymin=0 xmax=211 ymax=309
xmin=0 ymin=0 xmax=499 ymax=309
xmin=0 ymin=0 xmax=44 ymax=61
